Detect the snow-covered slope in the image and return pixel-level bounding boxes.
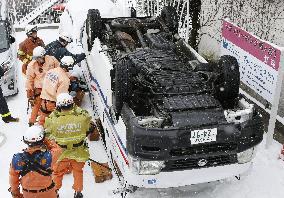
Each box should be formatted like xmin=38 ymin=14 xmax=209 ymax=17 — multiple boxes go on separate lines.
xmin=1 ymin=28 xmax=284 ymax=198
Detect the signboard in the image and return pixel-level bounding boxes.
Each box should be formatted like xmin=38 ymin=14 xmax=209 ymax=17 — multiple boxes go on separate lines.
xmin=220 ymin=19 xmax=284 ymax=148
xmin=221 ymin=19 xmax=282 ymax=102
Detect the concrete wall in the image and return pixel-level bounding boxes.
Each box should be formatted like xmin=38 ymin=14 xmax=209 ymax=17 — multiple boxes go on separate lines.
xmin=199 ymin=0 xmax=284 ymax=59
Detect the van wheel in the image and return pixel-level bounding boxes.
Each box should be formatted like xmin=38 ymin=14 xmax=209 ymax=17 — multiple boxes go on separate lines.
xmin=214 ymin=55 xmax=240 ymax=108
xmin=194 ymin=62 xmax=215 ymax=72
xmin=160 ymin=6 xmax=179 ymax=34
xmin=86 ymin=9 xmax=102 ymax=51
xmin=114 ymin=58 xmax=134 ymax=115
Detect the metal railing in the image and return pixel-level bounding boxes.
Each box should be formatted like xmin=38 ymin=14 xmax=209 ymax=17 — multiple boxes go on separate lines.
xmin=7 ymin=0 xmax=67 ymax=27
xmin=128 ymin=0 xmax=192 ymax=41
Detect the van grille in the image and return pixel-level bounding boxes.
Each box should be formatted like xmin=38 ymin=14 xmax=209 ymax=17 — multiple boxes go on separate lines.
xmin=162 ymin=154 xmax=237 ymax=171
xmin=170 ymin=143 xmax=237 ymax=156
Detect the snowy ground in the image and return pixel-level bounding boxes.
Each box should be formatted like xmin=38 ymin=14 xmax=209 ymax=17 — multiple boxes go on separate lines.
xmin=1 ymin=28 xmax=284 ymax=198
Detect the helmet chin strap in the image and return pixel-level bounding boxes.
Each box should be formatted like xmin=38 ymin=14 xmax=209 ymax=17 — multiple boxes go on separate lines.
xmin=63 ymin=66 xmax=69 ymax=72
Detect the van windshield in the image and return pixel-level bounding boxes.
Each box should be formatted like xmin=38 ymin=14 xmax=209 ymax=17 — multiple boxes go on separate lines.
xmin=0 ymin=22 xmax=9 ymax=51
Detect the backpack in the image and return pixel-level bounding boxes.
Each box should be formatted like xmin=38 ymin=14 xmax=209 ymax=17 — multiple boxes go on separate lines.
xmin=12 ymin=150 xmax=52 ymax=177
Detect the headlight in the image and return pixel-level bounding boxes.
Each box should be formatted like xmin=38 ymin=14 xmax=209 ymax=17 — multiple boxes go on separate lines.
xmin=1 ymin=57 xmax=12 ymax=74
xmin=237 ymin=147 xmax=255 ymax=163
xmin=129 ymin=156 xmax=165 ymax=175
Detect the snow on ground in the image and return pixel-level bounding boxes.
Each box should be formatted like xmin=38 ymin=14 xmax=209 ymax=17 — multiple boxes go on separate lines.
xmin=1 ymin=28 xmax=284 ymax=198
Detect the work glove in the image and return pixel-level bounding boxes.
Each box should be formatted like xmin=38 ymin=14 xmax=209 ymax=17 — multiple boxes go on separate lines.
xmin=74 ymin=53 xmax=86 ymax=64
xmin=26 ymin=89 xmax=34 ymax=99
xmin=86 ymin=121 xmax=96 ymax=137
xmin=22 ymin=63 xmax=28 ymax=75
xmin=8 ymin=187 xmax=23 ymax=198
xmin=26 ymin=89 xmax=35 ymax=106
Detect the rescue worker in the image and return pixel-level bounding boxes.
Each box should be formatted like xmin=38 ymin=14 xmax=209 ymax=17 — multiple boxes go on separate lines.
xmin=0 ymin=66 xmax=19 ymax=123
xmin=18 ymin=25 xmax=45 ymax=75
xmin=39 ymin=56 xmax=73 ymax=125
xmin=69 ymin=68 xmax=86 ymax=106
xmin=26 ymin=46 xmax=60 ymax=126
xmin=44 ymin=93 xmax=91 ymax=198
xmin=45 ymin=32 xmax=86 ymax=64
xmin=9 ymin=125 xmax=57 ymax=198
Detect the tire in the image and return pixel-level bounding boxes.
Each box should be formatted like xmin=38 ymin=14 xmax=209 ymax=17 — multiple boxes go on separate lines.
xmin=86 ymin=9 xmax=102 ymax=51
xmin=194 ymin=62 xmax=215 ymax=72
xmin=214 ymin=55 xmax=240 ymax=108
xmin=160 ymin=6 xmax=179 ymax=34
xmin=114 ymin=58 xmax=134 ymax=115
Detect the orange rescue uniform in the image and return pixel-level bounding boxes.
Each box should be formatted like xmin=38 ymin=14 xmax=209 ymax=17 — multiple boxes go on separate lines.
xmin=9 ymin=147 xmax=57 ymax=198
xmin=26 ymin=55 xmax=60 ymax=125
xmin=18 ymin=37 xmax=45 ymax=75
xmin=39 ymin=67 xmax=70 ymax=125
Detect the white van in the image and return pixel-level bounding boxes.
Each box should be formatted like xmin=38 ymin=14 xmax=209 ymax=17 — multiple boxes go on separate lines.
xmin=0 ymin=0 xmax=18 ymax=96
xmin=60 ymin=0 xmax=264 ymax=193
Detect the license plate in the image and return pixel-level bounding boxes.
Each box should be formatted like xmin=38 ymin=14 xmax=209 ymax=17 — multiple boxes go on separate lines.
xmin=190 ymin=128 xmax=217 ymax=144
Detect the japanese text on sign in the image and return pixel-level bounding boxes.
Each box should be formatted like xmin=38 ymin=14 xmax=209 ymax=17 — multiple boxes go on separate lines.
xmin=221 ymin=20 xmax=282 ymax=102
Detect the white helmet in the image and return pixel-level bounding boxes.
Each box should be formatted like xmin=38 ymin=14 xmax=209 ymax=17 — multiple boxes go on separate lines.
xmin=23 ymin=125 xmax=44 ymax=146
xmin=59 ymin=32 xmax=73 ymax=43
xmin=56 ymin=93 xmax=74 ymax=108
xmin=60 ymin=56 xmax=74 ymax=67
xmin=33 ymin=46 xmax=46 ymax=59
xmin=25 ymin=24 xmax=38 ymax=35
xmin=70 ymin=67 xmax=81 ymax=79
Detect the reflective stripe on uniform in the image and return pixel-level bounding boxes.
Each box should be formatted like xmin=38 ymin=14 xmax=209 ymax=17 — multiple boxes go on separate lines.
xmin=1 ymin=112 xmax=11 ymax=117
xmin=17 ymin=50 xmax=26 ymax=56
xmin=23 ymin=59 xmax=29 ymax=64
xmin=26 ymin=54 xmax=33 ymax=60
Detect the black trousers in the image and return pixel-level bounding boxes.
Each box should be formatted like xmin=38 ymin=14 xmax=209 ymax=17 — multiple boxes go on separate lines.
xmin=0 ymin=87 xmax=9 ymax=115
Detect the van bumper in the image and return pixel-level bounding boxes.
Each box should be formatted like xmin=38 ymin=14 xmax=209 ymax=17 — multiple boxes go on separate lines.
xmin=124 ymin=162 xmax=252 ymax=188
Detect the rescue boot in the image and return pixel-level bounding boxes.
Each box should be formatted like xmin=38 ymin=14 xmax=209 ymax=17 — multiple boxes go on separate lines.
xmin=28 ymin=122 xmax=34 ymax=127
xmin=74 ymin=191 xmax=83 ymax=198
xmin=2 ymin=114 xmax=19 ymax=123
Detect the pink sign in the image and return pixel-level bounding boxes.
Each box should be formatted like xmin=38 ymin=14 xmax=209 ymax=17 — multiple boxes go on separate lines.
xmin=222 ymin=20 xmax=281 ymax=71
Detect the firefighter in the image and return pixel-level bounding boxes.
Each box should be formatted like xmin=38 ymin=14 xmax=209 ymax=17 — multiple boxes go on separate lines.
xmin=0 ymin=66 xmax=19 ymax=123
xmin=18 ymin=25 xmax=45 ymax=75
xmin=69 ymin=68 xmax=86 ymax=106
xmin=45 ymin=32 xmax=86 ymax=64
xmin=38 ymin=56 xmax=73 ymax=125
xmin=44 ymin=93 xmax=91 ymax=198
xmin=26 ymin=46 xmax=60 ymax=126
xmin=9 ymin=125 xmax=57 ymax=198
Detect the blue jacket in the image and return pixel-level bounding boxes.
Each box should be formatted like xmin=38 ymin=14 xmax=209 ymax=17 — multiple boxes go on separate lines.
xmin=45 ymin=40 xmax=86 ymax=64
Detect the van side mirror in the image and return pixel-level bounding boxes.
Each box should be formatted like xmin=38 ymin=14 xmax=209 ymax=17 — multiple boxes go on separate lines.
xmin=9 ymin=35 xmax=15 ymax=44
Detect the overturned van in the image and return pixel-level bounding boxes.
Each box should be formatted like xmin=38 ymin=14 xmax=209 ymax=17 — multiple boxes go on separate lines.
xmin=0 ymin=0 xmax=17 ymax=96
